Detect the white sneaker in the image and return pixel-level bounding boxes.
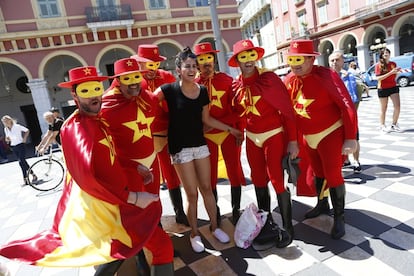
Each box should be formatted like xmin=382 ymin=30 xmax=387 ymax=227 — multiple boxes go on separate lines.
xmin=190 ymin=235 xmax=205 ymax=253
xmin=390 ymin=124 xmax=403 ymax=133
xmin=212 ymin=228 xmax=230 ymax=243
xmin=379 ymin=125 xmax=390 ymax=133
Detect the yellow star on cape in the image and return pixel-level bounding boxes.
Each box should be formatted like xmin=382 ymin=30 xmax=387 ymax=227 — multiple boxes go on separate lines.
xmin=122 ymin=108 xmax=155 ymax=143
xmin=210 ymin=85 xmax=225 ymax=109
xmin=294 ymin=91 xmax=314 ymax=119
xmin=245 ymin=95 xmax=261 ymax=116
xmin=99 ymin=135 xmax=115 ymax=165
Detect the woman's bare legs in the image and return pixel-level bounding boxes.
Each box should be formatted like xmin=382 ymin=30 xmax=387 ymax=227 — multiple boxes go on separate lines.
xmin=193 ymin=157 xmax=218 ymax=231
xmin=389 ymin=93 xmax=401 ymax=125
xmin=379 ymin=97 xmax=388 ymax=126
xmin=174 ymin=157 xmax=219 ymax=236
xmin=174 ymin=161 xmax=200 ymax=237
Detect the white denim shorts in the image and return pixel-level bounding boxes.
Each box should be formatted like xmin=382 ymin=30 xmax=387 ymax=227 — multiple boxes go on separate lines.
xmin=171 ymin=145 xmax=210 ymax=164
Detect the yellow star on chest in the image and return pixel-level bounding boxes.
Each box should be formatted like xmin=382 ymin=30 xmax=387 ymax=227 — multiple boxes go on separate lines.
xmin=122 ymin=108 xmax=155 ymax=143
xmin=294 ymin=91 xmax=314 ymax=119
xmin=99 ymin=134 xmax=115 ymax=165
xmin=245 ymin=94 xmax=261 ymax=116
xmin=210 ymin=85 xmax=225 ymax=109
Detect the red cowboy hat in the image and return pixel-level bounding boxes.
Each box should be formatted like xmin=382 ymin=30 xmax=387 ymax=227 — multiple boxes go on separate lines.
xmin=131 ymin=44 xmax=167 ymax=62
xmin=228 ymin=39 xmax=265 ymax=67
xmin=286 ymin=39 xmax=320 ymax=56
xmin=194 ymin=42 xmax=219 ymax=55
xmin=111 ymin=58 xmax=146 ymax=78
xmin=58 ymin=66 xmax=108 ymax=88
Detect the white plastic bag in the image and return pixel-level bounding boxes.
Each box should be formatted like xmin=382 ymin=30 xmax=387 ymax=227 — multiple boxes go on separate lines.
xmin=234 ymin=203 xmax=268 ymax=249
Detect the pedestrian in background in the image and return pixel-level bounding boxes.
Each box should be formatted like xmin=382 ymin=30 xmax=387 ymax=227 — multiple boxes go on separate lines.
xmin=284 ymin=39 xmax=358 ymax=239
xmin=348 ymin=61 xmax=370 ymax=97
xmin=194 ymin=42 xmax=246 ymax=225
xmin=229 ymin=39 xmax=298 ymax=248
xmin=329 ymin=51 xmax=362 ymax=173
xmin=35 ymin=111 xmax=64 ymax=155
xmin=1 ymin=115 xmax=37 ymax=185
xmin=50 ymin=107 xmax=64 ymax=120
xmin=154 ymin=47 xmax=242 ymax=253
xmin=375 ymin=48 xmax=402 ymax=133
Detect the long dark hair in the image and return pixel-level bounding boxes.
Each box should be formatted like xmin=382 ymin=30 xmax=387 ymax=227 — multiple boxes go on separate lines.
xmin=378 ymin=48 xmax=391 ymax=74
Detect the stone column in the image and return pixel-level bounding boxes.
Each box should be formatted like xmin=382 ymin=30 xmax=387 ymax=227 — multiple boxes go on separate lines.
xmin=356 ymin=44 xmax=369 ymax=71
xmin=385 ymin=36 xmax=400 ymax=57
xmin=26 ymin=79 xmax=51 ymax=134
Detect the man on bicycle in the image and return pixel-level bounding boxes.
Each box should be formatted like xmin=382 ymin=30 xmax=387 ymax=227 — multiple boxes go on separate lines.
xmin=35 ymin=111 xmax=63 ymax=155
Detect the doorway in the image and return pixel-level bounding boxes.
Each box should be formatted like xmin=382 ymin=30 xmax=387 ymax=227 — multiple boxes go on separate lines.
xmin=20 ymin=104 xmax=41 ymax=147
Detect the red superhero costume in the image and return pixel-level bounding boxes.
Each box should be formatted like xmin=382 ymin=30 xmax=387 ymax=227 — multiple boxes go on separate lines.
xmin=101 ymin=58 xmax=174 ymax=272
xmin=285 ymin=39 xmax=358 ymax=240
xmin=196 ymin=71 xmax=246 ymax=189
xmin=141 ymin=69 xmax=180 ymax=190
xmin=101 ymin=85 xmax=174 ymax=265
xmin=228 ymin=39 xmax=297 ymax=246
xmin=0 ymin=111 xmax=163 ymax=266
xmin=233 ymin=68 xmax=297 ymax=193
xmin=101 ymin=87 xmax=161 ymax=193
xmin=194 ymin=41 xmax=246 ymax=225
xmin=284 ymin=65 xmax=357 ymax=188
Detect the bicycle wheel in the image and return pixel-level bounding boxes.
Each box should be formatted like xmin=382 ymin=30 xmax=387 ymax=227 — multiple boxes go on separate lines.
xmin=27 ymin=158 xmax=65 ymax=191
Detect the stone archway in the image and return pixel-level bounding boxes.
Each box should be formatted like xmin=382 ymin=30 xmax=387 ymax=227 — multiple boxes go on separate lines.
xmin=319 ymin=40 xmax=334 ymax=67
xmin=0 ymin=62 xmax=40 ymax=143
xmin=399 ymin=22 xmax=414 ymax=54
xmin=341 ymin=35 xmax=357 ymax=57
xmin=43 ymin=55 xmax=83 ymax=109
xmin=158 ymin=43 xmax=181 ymax=75
xmin=367 ymin=27 xmax=386 ymax=66
xmin=99 ymin=48 xmax=132 ymax=77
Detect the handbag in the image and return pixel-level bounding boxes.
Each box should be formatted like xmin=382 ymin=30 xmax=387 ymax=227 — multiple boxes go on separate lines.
xmin=234 ymin=203 xmax=267 ymax=249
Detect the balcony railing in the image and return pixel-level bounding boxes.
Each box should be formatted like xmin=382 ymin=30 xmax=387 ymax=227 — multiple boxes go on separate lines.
xmin=85 ymin=4 xmax=132 ymax=23
xmin=355 ymin=0 xmax=410 ymax=20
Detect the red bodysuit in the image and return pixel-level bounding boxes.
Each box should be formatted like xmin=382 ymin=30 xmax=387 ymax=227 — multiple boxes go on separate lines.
xmin=196 ymin=71 xmax=246 ymax=189
xmin=285 ymin=65 xmax=358 ymax=188
xmin=233 ymin=68 xmax=297 ymax=193
xmin=100 ymin=87 xmax=173 ymax=264
xmin=101 ymin=87 xmax=162 ymax=193
xmin=141 ymin=69 xmax=181 ymax=190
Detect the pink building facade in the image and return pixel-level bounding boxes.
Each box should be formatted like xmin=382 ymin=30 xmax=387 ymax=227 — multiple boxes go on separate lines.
xmin=0 ymin=0 xmax=242 ymax=144
xmin=271 ymin=0 xmax=414 ymax=74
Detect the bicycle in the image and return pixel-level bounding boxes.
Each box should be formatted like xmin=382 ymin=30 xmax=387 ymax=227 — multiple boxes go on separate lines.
xmin=27 ymin=145 xmax=65 ymax=192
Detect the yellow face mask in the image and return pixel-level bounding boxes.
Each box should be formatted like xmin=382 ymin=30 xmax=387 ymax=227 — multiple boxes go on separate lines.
xmin=119 ymin=72 xmax=144 ymax=85
xmin=237 ymin=50 xmax=259 ymax=63
xmin=287 ymin=56 xmax=305 ymax=66
xmin=197 ymin=53 xmax=215 ymax=65
xmin=75 ymin=81 xmax=104 ymax=98
xmin=145 ymin=61 xmax=160 ymax=70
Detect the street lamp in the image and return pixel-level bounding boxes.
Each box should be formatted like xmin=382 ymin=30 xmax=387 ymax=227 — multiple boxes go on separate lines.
xmin=370 ymin=38 xmax=386 ymax=64
xmin=209 ymin=0 xmax=227 ymax=72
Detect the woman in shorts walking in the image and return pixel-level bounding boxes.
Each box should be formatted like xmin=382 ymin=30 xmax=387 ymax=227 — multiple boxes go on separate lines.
xmin=375 ymin=48 xmax=402 ymax=132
